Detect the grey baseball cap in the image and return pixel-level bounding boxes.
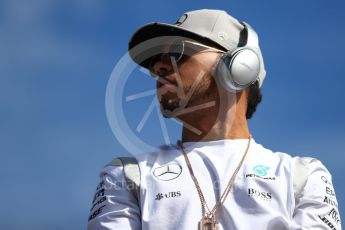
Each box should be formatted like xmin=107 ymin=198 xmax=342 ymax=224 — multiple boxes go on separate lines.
xmin=128 ymin=9 xmax=266 ymax=87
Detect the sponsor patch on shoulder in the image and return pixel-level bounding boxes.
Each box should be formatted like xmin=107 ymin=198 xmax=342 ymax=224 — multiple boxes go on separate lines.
xmin=318 ymin=208 xmax=341 ymax=230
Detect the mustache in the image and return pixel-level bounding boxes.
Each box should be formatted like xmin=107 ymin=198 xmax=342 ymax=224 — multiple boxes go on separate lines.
xmin=156 ymin=76 xmax=177 ymax=86
xmin=156 ymin=75 xmax=181 ymax=96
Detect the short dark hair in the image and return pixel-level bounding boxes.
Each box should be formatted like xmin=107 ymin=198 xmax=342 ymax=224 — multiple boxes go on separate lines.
xmin=246 ymin=81 xmax=262 ymax=119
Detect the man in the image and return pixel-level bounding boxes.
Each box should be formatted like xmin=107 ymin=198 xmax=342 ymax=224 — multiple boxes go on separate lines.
xmin=88 ymin=9 xmax=342 ymax=230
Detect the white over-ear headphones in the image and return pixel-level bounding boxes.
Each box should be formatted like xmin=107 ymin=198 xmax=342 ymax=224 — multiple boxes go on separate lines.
xmin=215 ymin=21 xmax=261 ymax=92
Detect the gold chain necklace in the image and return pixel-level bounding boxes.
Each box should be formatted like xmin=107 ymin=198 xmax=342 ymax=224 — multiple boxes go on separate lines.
xmin=177 ymin=135 xmax=252 ymax=230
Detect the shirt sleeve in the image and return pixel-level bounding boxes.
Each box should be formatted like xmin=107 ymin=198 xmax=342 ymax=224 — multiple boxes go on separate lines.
xmin=87 ymin=164 xmax=141 ymax=230
xmin=292 ymin=158 xmax=342 ymax=230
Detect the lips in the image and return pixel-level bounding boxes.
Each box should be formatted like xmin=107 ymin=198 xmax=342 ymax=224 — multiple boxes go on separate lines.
xmin=157 ymin=76 xmax=178 ymax=88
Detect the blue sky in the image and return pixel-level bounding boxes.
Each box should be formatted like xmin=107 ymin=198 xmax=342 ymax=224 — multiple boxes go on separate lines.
xmin=0 ymin=0 xmax=344 ymax=229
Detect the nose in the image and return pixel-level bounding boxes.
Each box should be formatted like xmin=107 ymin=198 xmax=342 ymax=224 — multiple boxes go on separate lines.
xmin=151 ymin=54 xmax=173 ymax=78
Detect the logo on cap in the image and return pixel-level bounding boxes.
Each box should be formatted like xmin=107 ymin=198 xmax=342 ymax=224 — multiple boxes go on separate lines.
xmin=218 ymin=31 xmax=229 ymax=40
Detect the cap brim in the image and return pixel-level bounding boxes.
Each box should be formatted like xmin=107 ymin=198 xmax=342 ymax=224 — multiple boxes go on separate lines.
xmin=128 ymin=22 xmax=224 ymax=69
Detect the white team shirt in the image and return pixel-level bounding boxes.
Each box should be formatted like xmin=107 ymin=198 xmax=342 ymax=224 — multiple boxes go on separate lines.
xmin=87 ymin=138 xmax=342 ymax=230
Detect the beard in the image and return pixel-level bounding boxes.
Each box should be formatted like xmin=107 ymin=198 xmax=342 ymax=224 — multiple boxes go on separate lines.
xmin=157 ymin=88 xmax=182 ymax=118
xmin=157 ymin=74 xmax=217 ymax=118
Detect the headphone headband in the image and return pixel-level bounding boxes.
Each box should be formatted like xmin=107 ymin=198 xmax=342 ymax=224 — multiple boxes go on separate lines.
xmin=215 ymin=21 xmax=262 ymax=92
xmin=239 ymin=21 xmax=259 ymax=48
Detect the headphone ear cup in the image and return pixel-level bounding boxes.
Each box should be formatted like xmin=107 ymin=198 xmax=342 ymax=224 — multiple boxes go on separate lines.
xmin=215 ymin=53 xmax=237 ymax=93
xmin=215 ymin=48 xmax=261 ymax=92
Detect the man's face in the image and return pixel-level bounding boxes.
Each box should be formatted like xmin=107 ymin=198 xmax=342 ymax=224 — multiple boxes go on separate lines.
xmin=150 ymin=39 xmax=223 ymax=118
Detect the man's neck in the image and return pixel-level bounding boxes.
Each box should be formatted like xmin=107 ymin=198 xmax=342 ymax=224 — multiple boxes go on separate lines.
xmin=181 ymin=117 xmax=250 ymax=142
xmin=180 ymin=104 xmax=250 ymax=142
xmin=178 ymin=86 xmax=251 ymax=143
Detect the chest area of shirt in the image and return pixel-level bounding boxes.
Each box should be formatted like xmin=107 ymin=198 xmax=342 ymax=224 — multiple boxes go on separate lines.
xmin=143 ymin=159 xmax=291 ymax=210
